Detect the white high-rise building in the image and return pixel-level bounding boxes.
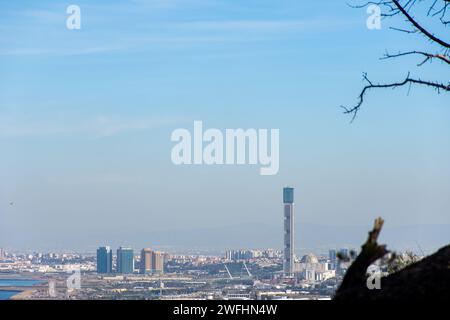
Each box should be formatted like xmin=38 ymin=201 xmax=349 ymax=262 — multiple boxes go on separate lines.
xmin=283 ymin=187 xmax=295 ymax=277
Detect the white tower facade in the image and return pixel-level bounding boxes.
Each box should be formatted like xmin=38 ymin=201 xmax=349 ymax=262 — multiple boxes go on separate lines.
xmin=283 ymin=187 xmax=295 ymax=277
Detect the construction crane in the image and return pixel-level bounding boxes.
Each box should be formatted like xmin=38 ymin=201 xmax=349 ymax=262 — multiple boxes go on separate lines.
xmin=223 ymin=263 xmax=233 ymax=280
xmin=223 ymin=262 xmax=253 ymax=280
xmin=243 ymin=261 xmax=252 ymax=277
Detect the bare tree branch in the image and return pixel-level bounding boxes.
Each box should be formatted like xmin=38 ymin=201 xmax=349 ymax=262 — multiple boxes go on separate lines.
xmin=334 ymin=217 xmax=450 ymax=301
xmin=381 ymin=50 xmax=450 ymax=65
xmin=343 ymin=1 xmax=449 ymax=119
xmin=388 ymin=26 xmax=417 ymax=33
xmin=392 ymin=0 xmax=450 ymax=48
xmin=335 ymin=217 xmax=388 ymax=295
xmin=341 ymin=73 xmax=450 ymax=121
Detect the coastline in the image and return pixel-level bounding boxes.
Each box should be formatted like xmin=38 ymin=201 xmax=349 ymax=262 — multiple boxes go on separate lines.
xmin=0 ymin=290 xmax=21 ymax=301
xmin=9 ymin=289 xmax=36 ymax=300
xmin=0 ymin=276 xmax=45 ymax=300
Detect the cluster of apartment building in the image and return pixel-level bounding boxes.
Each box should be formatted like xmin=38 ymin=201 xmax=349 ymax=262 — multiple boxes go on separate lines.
xmin=225 ymin=249 xmax=282 ymax=261
xmin=96 ymin=246 xmax=165 ymax=275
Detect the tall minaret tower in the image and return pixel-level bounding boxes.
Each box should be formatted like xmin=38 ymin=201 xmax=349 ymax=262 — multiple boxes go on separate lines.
xmin=283 ymin=187 xmax=295 ymax=277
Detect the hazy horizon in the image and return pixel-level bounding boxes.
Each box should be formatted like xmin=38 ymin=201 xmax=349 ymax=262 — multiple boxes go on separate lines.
xmin=1 ymin=1 xmax=449 ymax=252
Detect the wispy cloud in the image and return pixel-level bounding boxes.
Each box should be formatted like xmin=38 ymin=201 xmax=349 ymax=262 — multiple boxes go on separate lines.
xmin=0 ymin=115 xmax=191 ymax=138
xmin=93 ymin=115 xmax=189 ymax=137
xmin=0 ymin=0 xmax=357 ymax=57
xmin=20 ymin=9 xmax=65 ymax=23
xmin=128 ymin=0 xmax=220 ymax=9
xmin=166 ymin=19 xmax=354 ymax=32
xmin=0 ymin=46 xmax=123 ymax=57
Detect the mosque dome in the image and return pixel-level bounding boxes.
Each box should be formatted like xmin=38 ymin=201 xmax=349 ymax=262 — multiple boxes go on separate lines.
xmin=300 ymin=254 xmax=319 ymax=264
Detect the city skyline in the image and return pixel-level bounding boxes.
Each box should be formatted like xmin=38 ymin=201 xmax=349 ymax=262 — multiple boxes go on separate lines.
xmin=0 ymin=242 xmax=362 ymax=300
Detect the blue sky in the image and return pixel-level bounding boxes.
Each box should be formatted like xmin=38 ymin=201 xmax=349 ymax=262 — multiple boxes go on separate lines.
xmin=0 ymin=0 xmax=449 ymax=252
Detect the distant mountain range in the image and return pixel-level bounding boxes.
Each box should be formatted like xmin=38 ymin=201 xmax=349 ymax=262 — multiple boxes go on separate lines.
xmin=131 ymin=222 xmax=450 ymax=256
xmin=4 ymin=222 xmax=450 ymax=256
